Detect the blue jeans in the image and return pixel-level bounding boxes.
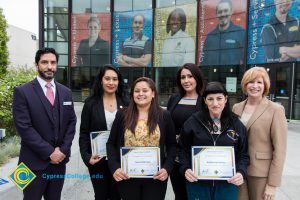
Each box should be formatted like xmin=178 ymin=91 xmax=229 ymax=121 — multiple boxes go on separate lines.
xmin=186 ymin=181 xmax=238 ymax=200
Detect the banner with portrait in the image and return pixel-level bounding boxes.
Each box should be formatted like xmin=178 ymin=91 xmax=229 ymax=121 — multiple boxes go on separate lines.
xmin=248 ymin=0 xmax=300 ymax=64
xmin=198 ymin=0 xmax=247 ymax=66
xmin=112 ymin=9 xmax=153 ymax=67
xmin=70 ymin=13 xmax=111 ymax=67
xmin=154 ymin=3 xmax=197 ymax=67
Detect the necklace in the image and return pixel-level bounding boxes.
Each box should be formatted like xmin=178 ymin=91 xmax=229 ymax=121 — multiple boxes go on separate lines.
xmin=212 ymin=118 xmax=221 ymax=133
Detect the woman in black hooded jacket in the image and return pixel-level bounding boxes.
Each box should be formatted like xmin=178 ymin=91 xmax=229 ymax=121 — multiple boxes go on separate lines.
xmin=179 ymin=82 xmax=249 ymax=200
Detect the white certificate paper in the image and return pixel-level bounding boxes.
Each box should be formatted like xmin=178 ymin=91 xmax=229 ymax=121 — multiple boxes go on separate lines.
xmin=90 ymin=131 xmax=110 ymax=157
xmin=121 ymin=147 xmax=160 ymax=178
xmin=192 ymin=146 xmax=236 ymax=180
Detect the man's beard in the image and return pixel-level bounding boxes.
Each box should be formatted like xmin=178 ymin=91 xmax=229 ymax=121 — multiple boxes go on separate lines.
xmin=38 ymin=69 xmax=55 ymax=80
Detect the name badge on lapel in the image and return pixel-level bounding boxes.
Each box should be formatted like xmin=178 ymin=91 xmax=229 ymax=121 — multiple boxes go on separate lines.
xmin=63 ymin=101 xmax=72 ymax=106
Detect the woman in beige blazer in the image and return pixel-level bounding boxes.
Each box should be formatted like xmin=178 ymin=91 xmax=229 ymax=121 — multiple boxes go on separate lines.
xmin=233 ymin=67 xmax=287 ymax=200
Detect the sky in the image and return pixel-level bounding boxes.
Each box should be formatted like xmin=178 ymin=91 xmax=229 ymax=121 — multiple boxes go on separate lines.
xmin=0 ymin=0 xmax=38 ymax=35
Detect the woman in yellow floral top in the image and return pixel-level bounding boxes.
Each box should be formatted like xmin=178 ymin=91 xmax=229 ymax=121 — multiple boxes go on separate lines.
xmin=107 ymin=77 xmax=177 ymax=200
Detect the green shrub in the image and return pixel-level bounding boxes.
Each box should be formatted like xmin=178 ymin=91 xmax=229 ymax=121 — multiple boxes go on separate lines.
xmin=0 ymin=136 xmax=21 ymax=166
xmin=0 ymin=67 xmax=36 ymax=137
xmin=0 ymin=8 xmax=9 ymax=78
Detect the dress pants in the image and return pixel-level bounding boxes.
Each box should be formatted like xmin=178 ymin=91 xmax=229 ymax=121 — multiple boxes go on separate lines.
xmin=23 ymin=163 xmax=66 ymax=200
xmin=117 ymin=178 xmax=168 ymax=200
xmin=170 ymin=162 xmax=188 ymax=200
xmin=88 ymin=159 xmax=120 ymax=200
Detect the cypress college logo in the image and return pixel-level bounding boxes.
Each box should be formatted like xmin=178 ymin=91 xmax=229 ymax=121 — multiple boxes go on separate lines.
xmin=8 ymin=162 xmax=36 ymax=190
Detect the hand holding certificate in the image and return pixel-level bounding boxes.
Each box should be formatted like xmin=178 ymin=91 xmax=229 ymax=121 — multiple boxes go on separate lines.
xmin=90 ymin=131 xmax=110 ymax=157
xmin=192 ymin=146 xmax=236 ymax=180
xmin=121 ymin=147 xmax=160 ymax=178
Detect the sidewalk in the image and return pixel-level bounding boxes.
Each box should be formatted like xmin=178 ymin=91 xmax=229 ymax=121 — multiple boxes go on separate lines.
xmin=1 ymin=102 xmax=299 ymax=199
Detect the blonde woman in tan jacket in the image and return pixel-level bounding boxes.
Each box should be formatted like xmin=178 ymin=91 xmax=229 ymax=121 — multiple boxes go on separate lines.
xmin=233 ymin=66 xmax=287 ymax=200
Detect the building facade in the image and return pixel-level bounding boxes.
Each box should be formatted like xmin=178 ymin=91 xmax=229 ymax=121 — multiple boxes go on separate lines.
xmin=7 ymin=24 xmax=38 ymax=68
xmin=40 ymin=0 xmax=300 ymax=120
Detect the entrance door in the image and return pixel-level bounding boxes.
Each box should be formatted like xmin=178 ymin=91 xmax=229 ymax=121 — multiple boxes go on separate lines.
xmin=267 ymin=63 xmax=293 ymax=119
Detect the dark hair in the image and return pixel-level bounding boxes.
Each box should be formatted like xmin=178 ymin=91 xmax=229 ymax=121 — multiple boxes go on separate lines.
xmin=176 ymin=63 xmax=205 ymax=96
xmin=166 ymin=8 xmax=186 ymax=33
xmin=124 ymin=77 xmax=163 ymax=135
xmin=90 ymin=64 xmax=125 ymax=99
xmin=216 ymin=0 xmax=233 ymax=13
xmin=35 ymin=48 xmax=59 ymax=64
xmin=202 ymin=82 xmax=236 ymax=131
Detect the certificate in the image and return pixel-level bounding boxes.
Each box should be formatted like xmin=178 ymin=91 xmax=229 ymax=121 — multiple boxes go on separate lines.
xmin=121 ymin=147 xmax=160 ymax=178
xmin=90 ymin=131 xmax=110 ymax=157
xmin=192 ymin=146 xmax=236 ymax=180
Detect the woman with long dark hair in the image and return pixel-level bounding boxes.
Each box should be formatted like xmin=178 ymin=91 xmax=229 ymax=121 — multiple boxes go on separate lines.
xmin=167 ymin=63 xmax=205 ymax=200
xmin=107 ymin=77 xmax=176 ymax=200
xmin=79 ymin=64 xmax=128 ymax=200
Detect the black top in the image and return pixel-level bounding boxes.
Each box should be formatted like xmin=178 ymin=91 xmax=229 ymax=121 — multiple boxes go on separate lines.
xmin=179 ymin=111 xmax=249 ymax=185
xmin=167 ymin=94 xmax=202 ymax=135
xmin=106 ymin=109 xmax=177 ymax=175
xmin=76 ymin=37 xmax=110 ymax=67
xmin=79 ymin=96 xmax=128 ymax=166
xmin=261 ymin=14 xmax=300 ymax=62
xmin=201 ymin=22 xmax=246 ymax=65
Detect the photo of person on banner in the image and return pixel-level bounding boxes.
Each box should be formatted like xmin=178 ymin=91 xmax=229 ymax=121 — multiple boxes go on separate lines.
xmin=117 ymin=14 xmax=152 ymax=67
xmin=261 ymin=0 xmax=300 ymax=63
xmin=162 ymin=8 xmax=196 ymax=67
xmin=200 ymin=0 xmax=246 ymax=66
xmin=76 ymin=14 xmax=110 ymax=67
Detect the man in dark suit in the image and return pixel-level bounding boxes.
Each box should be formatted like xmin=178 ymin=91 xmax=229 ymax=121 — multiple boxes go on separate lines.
xmin=12 ymin=48 xmax=77 ymax=200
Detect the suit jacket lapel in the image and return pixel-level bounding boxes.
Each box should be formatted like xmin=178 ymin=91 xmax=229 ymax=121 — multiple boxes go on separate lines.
xmin=246 ymin=97 xmax=269 ymax=130
xmin=32 ymin=78 xmax=54 ymax=124
xmin=169 ymin=96 xmax=181 ymax=113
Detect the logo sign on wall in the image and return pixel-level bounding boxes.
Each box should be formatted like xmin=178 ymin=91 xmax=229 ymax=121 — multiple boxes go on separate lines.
xmin=112 ymin=9 xmax=153 ymax=67
xmin=154 ymin=3 xmax=197 ymax=67
xmin=198 ymin=0 xmax=247 ymax=66
xmin=248 ymin=0 xmax=300 ymax=64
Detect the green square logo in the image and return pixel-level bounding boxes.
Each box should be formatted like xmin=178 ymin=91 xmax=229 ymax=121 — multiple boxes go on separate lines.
xmin=8 ymin=162 xmax=36 ymax=190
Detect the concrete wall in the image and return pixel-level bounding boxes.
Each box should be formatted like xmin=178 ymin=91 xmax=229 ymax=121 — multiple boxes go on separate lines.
xmin=6 ymin=24 xmax=38 ymax=68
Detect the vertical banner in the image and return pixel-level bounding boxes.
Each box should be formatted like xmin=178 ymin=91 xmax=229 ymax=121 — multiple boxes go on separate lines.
xmin=248 ymin=0 xmax=300 ymax=64
xmin=112 ymin=10 xmax=153 ymax=67
xmin=198 ymin=0 xmax=247 ymax=66
xmin=154 ymin=3 xmax=197 ymax=67
xmin=70 ymin=13 xmax=111 ymax=67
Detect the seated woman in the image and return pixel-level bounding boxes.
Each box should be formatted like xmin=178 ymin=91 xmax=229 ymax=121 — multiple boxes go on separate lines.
xmin=179 ymin=82 xmax=249 ymax=200
xmin=106 ymin=77 xmax=176 ymax=200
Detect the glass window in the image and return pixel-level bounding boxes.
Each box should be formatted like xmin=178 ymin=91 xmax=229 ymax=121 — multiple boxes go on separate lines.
xmin=44 ymin=29 xmax=69 ymax=42
xmin=155 ymin=67 xmax=178 ymax=106
xmin=45 ymin=42 xmax=68 ymax=54
xmin=55 ymin=67 xmax=68 ymax=86
xmin=115 ymin=0 xmax=152 ymax=11
xmin=176 ymin=0 xmax=196 ymax=5
xmin=44 ymin=0 xmax=68 ymax=13
xmin=156 ymin=0 xmax=175 ymax=8
xmin=133 ymin=0 xmax=152 ymax=10
xmin=44 ymin=14 xmax=69 ymax=29
xmin=73 ymin=0 xmax=110 ymax=13
xmin=58 ymin=54 xmax=68 ymax=66
xmin=114 ymin=0 xmax=132 ymax=11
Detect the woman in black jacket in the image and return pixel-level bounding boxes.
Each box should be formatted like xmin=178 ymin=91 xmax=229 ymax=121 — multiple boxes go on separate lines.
xmin=107 ymin=77 xmax=176 ymax=200
xmin=167 ymin=63 xmax=205 ymax=200
xmin=179 ymin=82 xmax=249 ymax=200
xmin=79 ymin=65 xmax=128 ymax=200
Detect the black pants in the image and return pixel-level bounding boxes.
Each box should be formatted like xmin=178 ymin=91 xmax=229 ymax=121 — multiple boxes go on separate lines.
xmin=23 ymin=163 xmax=66 ymax=200
xmin=170 ymin=162 xmax=188 ymax=200
xmin=88 ymin=159 xmax=120 ymax=200
xmin=117 ymin=178 xmax=168 ymax=200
